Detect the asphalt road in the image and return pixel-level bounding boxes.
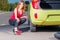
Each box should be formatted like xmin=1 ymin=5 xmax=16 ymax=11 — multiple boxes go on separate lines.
xmin=0 ymin=12 xmax=59 ymax=40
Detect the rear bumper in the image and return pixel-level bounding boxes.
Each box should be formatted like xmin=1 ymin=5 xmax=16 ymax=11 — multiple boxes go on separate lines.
xmin=32 ymin=21 xmax=43 ymax=25
xmin=43 ymin=21 xmax=60 ymax=25
xmin=32 ymin=21 xmax=60 ymax=25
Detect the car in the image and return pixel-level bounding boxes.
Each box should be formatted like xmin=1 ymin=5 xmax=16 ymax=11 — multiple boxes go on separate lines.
xmin=54 ymin=32 xmax=60 ymax=39
xmin=29 ymin=0 xmax=60 ymax=32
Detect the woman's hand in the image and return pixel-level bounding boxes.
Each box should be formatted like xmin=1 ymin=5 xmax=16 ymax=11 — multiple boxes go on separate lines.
xmin=16 ymin=18 xmax=20 ymax=23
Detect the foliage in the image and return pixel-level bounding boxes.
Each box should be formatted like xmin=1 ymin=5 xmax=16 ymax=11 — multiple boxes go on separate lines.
xmin=0 ymin=0 xmax=30 ymax=11
xmin=0 ymin=2 xmax=18 ymax=11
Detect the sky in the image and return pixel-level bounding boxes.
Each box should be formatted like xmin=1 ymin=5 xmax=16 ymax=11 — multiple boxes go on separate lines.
xmin=8 ymin=0 xmax=20 ymax=3
xmin=8 ymin=0 xmax=30 ymax=3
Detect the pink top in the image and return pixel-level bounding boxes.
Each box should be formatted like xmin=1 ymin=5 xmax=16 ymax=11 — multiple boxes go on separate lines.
xmin=10 ymin=9 xmax=24 ymax=19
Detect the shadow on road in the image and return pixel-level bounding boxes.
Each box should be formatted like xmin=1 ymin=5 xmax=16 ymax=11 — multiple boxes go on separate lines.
xmin=37 ymin=26 xmax=60 ymax=32
xmin=0 ymin=25 xmax=60 ymax=33
xmin=0 ymin=25 xmax=30 ymax=35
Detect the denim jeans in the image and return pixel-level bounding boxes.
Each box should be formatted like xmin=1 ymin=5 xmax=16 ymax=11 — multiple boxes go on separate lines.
xmin=9 ymin=18 xmax=26 ymax=27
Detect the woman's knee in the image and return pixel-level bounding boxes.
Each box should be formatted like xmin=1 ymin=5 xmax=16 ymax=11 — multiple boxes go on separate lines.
xmin=20 ymin=18 xmax=26 ymax=23
xmin=9 ymin=19 xmax=17 ymax=26
xmin=20 ymin=18 xmax=26 ymax=22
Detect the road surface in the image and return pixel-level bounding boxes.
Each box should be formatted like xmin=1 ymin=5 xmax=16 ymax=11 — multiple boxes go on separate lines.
xmin=0 ymin=12 xmax=59 ymax=40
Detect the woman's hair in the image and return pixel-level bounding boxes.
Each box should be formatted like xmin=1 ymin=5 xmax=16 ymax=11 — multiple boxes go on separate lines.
xmin=16 ymin=1 xmax=26 ymax=10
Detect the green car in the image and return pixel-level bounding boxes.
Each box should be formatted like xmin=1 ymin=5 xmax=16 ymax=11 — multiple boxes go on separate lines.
xmin=29 ymin=0 xmax=60 ymax=32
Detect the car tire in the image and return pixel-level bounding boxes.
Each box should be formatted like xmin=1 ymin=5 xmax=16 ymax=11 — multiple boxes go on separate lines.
xmin=54 ymin=32 xmax=60 ymax=39
xmin=30 ymin=21 xmax=36 ymax=32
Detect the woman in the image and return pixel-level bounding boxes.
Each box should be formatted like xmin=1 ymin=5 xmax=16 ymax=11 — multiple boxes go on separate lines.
xmin=9 ymin=1 xmax=27 ymax=35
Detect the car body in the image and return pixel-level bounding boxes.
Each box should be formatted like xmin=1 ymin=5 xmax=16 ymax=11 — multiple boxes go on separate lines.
xmin=29 ymin=0 xmax=60 ymax=31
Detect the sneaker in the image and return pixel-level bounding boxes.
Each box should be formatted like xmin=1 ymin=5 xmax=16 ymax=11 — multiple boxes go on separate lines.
xmin=13 ymin=27 xmax=21 ymax=35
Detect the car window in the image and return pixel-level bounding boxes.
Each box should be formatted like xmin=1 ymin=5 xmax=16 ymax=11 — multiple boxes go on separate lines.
xmin=40 ymin=0 xmax=60 ymax=9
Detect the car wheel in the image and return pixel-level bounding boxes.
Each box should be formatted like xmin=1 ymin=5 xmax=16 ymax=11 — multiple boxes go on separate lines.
xmin=30 ymin=21 xmax=36 ymax=32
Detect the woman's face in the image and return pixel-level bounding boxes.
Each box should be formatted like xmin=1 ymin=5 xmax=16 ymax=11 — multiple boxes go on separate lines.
xmin=19 ymin=2 xmax=24 ymax=9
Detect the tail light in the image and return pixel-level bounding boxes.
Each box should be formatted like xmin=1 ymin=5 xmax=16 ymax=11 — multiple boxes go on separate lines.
xmin=32 ymin=1 xmax=40 ymax=9
xmin=34 ymin=13 xmax=38 ymax=19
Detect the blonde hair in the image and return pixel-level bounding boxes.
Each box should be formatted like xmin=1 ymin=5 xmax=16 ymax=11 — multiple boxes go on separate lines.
xmin=16 ymin=1 xmax=26 ymax=10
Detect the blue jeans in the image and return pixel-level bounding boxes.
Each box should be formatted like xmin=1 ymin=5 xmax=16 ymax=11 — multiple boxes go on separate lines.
xmin=9 ymin=18 xmax=26 ymax=27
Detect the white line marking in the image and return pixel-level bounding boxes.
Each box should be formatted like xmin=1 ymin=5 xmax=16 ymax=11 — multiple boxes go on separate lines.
xmin=0 ymin=24 xmax=7 ymax=26
xmin=0 ymin=12 xmax=12 ymax=15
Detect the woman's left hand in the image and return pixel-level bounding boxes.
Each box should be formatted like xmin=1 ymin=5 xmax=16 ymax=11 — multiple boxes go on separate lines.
xmin=21 ymin=16 xmax=28 ymax=19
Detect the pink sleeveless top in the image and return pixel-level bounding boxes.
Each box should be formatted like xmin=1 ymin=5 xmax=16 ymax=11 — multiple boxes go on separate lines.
xmin=10 ymin=9 xmax=24 ymax=19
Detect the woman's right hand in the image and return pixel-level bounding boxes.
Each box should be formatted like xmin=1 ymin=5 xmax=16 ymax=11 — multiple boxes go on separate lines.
xmin=16 ymin=18 xmax=20 ymax=23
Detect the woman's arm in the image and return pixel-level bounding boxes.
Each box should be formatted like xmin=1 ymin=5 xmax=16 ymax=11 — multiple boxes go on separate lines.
xmin=21 ymin=9 xmax=28 ymax=18
xmin=22 ymin=9 xmax=25 ymax=13
xmin=14 ymin=8 xmax=20 ymax=22
xmin=14 ymin=8 xmax=17 ymax=19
